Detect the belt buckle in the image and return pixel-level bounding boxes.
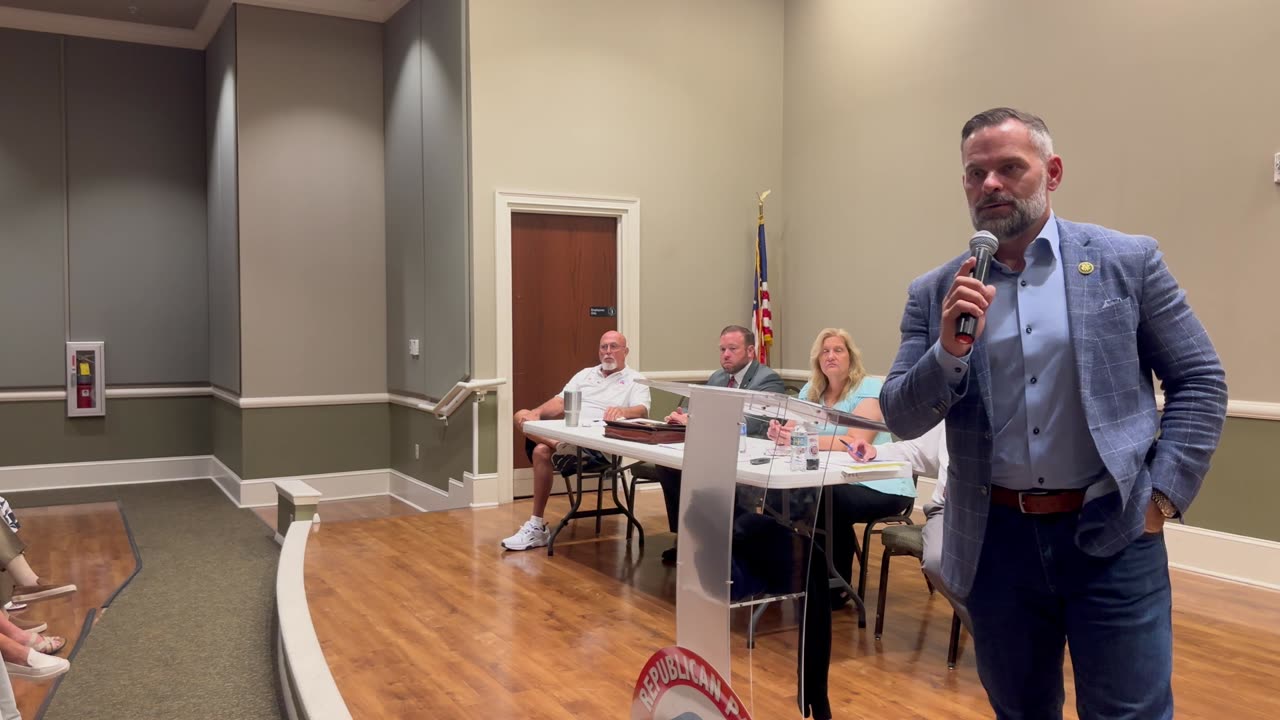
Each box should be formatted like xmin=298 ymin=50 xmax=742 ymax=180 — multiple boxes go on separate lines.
xmin=1017 ymin=491 xmax=1042 ymax=515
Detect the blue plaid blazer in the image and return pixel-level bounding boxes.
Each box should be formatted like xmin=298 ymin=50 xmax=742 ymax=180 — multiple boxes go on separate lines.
xmin=880 ymin=218 xmax=1227 ymax=598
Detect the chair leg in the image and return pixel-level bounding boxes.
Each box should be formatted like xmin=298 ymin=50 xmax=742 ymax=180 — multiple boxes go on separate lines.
xmin=923 ymin=570 xmax=936 ymax=595
xmin=858 ymin=521 xmax=877 ymax=599
xmin=747 ymin=602 xmax=770 ymax=649
xmin=947 ymin=610 xmax=962 ymax=669
xmin=594 ymin=469 xmax=606 ymax=535
xmin=874 ymin=547 xmax=892 ymax=640
xmin=624 ymin=474 xmax=636 ymax=540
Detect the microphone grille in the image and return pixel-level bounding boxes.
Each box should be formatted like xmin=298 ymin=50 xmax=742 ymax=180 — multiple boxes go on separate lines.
xmin=969 ymin=231 xmax=999 ymax=254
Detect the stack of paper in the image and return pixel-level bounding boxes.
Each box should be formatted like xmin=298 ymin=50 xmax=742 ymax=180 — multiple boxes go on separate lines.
xmin=840 ymin=461 xmax=912 ymax=481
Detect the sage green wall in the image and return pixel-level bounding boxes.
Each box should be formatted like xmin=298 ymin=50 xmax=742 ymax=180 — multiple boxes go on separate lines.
xmin=210 ymin=399 xmax=243 ymax=478
xmin=0 ymin=398 xmax=211 ymax=466
xmin=650 ymin=390 xmax=684 ymax=423
xmin=1184 ymin=417 xmax=1278 ymax=542
xmin=238 ymin=404 xmax=390 ymax=481
xmin=477 ymin=398 xmax=497 ymax=476
xmin=390 ymin=402 xmax=472 ymax=491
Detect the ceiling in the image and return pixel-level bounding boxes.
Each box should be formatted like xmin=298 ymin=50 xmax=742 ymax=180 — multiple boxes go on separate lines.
xmin=0 ymin=0 xmax=210 ymax=29
xmin=0 ymin=0 xmax=408 ymax=48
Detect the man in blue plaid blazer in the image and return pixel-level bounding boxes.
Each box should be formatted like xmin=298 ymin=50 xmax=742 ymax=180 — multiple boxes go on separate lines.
xmin=881 ymin=108 xmax=1227 ymax=720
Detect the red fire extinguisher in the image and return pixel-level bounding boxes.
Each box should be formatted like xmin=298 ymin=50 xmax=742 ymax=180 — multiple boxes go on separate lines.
xmin=76 ymin=357 xmax=94 ymax=409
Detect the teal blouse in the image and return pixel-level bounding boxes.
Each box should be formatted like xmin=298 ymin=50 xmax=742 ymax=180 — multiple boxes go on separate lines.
xmin=797 ymin=376 xmax=913 ymax=498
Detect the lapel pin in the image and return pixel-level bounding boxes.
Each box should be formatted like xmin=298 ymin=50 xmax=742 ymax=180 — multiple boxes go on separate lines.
xmin=1078 ymin=261 xmax=1095 ymax=275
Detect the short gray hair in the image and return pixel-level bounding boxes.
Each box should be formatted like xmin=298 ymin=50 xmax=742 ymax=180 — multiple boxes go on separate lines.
xmin=961 ymin=107 xmax=1054 ymax=159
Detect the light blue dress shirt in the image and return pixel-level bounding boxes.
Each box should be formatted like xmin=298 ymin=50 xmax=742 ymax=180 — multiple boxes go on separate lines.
xmin=798 ymin=377 xmax=913 ymax=498
xmin=933 ymin=214 xmax=1107 ymax=491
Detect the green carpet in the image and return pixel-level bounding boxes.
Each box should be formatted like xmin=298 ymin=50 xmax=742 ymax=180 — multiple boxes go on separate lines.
xmin=8 ymin=480 xmax=283 ymax=720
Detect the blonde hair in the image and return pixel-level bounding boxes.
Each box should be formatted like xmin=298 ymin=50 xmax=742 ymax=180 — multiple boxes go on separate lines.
xmin=804 ymin=328 xmax=867 ymax=404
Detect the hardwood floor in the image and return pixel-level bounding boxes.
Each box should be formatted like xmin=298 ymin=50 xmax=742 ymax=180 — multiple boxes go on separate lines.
xmin=9 ymin=502 xmax=138 ymax=717
xmin=302 ymin=489 xmax=1280 ymax=719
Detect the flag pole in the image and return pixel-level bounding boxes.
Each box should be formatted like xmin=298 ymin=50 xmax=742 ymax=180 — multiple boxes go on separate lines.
xmin=755 ymin=190 xmax=772 ymax=364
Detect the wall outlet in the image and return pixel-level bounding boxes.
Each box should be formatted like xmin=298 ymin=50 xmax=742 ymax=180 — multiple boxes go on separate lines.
xmin=1274 ymin=152 xmax=1280 ymax=184
xmin=409 ymin=338 xmax=421 ymax=357
xmin=414 ymin=443 xmax=420 ymax=460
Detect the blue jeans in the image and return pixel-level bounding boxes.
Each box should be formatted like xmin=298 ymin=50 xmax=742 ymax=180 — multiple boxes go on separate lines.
xmin=967 ymin=503 xmax=1173 ymax=720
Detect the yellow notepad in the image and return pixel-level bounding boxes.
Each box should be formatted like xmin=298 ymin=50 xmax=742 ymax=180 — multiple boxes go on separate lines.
xmin=840 ymin=461 xmax=911 ymax=480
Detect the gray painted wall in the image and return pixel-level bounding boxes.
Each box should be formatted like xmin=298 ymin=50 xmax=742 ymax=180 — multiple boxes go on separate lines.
xmin=384 ymin=1 xmax=429 ymax=397
xmin=206 ymin=9 xmax=241 ymax=393
xmin=0 ymin=30 xmax=65 ymax=388
xmin=384 ymin=0 xmax=471 ymax=399
xmin=65 ymin=38 xmax=208 ymax=385
xmin=236 ymin=6 xmax=387 ymax=397
xmin=418 ymin=0 xmax=472 ymax=396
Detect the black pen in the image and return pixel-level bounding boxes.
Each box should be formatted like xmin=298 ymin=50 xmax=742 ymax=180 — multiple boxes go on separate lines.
xmin=838 ymin=438 xmax=865 ymax=460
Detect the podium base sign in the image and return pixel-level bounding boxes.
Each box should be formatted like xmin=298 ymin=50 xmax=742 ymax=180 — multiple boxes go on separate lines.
xmin=632 ymin=646 xmax=751 ymax=720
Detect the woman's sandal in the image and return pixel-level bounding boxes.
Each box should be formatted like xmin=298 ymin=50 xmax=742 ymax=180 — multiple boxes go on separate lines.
xmin=27 ymin=633 xmax=66 ymax=655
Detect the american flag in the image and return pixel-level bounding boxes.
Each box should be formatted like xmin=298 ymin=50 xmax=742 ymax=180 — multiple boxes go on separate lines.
xmin=752 ymin=197 xmax=773 ymax=365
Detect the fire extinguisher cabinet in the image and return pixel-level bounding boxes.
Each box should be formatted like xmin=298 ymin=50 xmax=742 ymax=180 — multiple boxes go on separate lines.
xmin=66 ymin=342 xmax=105 ymax=418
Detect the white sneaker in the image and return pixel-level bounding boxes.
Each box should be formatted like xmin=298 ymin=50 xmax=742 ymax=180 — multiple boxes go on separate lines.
xmin=501 ymin=519 xmax=549 ymax=551
xmin=6 ymin=649 xmax=70 ymax=682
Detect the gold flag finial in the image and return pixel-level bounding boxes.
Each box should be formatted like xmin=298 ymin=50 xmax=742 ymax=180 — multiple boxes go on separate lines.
xmin=757 ymin=190 xmax=771 ymax=220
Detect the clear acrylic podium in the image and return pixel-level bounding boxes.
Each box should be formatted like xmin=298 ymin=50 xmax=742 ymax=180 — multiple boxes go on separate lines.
xmin=641 ymin=380 xmax=896 ymax=716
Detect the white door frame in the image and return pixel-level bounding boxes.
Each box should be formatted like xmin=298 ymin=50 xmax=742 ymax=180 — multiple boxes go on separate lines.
xmin=494 ymin=190 xmax=641 ymax=503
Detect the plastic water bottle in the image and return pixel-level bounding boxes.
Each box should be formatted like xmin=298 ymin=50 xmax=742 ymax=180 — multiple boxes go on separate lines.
xmin=739 ymin=421 xmax=747 ymax=454
xmin=790 ymin=424 xmax=809 ymax=471
xmin=805 ymin=423 xmax=820 ymax=471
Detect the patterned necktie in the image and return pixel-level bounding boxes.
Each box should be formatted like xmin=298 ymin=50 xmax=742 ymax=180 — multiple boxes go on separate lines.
xmin=727 ymin=376 xmax=737 ymax=388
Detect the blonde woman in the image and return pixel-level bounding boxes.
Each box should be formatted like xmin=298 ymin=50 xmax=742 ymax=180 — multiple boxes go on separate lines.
xmin=767 ymin=328 xmax=914 ymax=606
xmin=768 ymin=328 xmax=890 ymax=450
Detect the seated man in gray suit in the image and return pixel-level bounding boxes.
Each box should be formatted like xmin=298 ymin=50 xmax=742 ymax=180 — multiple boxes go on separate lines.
xmin=655 ymin=324 xmax=785 ymax=563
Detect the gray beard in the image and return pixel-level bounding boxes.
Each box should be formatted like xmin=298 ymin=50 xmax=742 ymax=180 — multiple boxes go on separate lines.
xmin=971 ymin=174 xmax=1049 ymax=242
xmin=972 ymin=191 xmax=1047 ymax=241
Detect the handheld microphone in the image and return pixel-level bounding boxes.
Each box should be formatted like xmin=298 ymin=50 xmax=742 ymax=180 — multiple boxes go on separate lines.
xmin=955 ymin=231 xmax=999 ymax=345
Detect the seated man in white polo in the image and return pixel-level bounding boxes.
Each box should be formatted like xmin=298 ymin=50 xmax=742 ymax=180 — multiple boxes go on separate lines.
xmin=845 ymin=423 xmax=970 ymax=628
xmin=505 ymin=330 xmax=651 ymax=551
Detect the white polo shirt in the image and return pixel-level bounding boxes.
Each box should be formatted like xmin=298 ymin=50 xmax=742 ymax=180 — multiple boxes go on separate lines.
xmin=562 ymin=365 xmax=651 ymax=423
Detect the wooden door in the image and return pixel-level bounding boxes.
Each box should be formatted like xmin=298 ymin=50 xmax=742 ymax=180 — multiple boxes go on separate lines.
xmin=511 ymin=212 xmax=618 ymax=469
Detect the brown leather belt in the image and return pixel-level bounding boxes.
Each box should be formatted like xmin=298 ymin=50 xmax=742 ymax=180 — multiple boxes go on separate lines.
xmin=990 ymin=485 xmax=1085 ymax=515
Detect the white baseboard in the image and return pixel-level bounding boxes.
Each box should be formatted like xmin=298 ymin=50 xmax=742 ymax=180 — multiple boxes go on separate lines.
xmin=912 ymin=477 xmax=1280 ymax=592
xmin=238 ymin=470 xmax=390 ymax=508
xmin=0 ymin=455 xmax=477 ymax=518
xmin=465 ymin=472 xmax=499 ymax=507
xmin=1165 ymin=524 xmax=1280 ymax=591
xmin=390 ymin=470 xmax=473 ymax=512
xmin=209 ymin=456 xmax=243 ymax=506
xmin=213 ymin=462 xmax=475 ymax=513
xmin=0 ymin=456 xmax=211 ymax=493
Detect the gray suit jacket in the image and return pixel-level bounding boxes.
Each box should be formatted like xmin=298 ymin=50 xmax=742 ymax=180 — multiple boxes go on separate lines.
xmin=689 ymin=360 xmax=785 ymax=437
xmin=880 ymin=217 xmax=1227 ymax=598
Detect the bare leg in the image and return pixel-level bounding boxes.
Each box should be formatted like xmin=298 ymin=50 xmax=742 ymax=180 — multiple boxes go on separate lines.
xmin=0 ymin=614 xmax=31 ymax=647
xmin=530 ymin=441 xmax=556 ymax=519
xmin=6 ymin=555 xmax=38 ymax=588
xmin=0 ymin=630 xmax=33 ymax=666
